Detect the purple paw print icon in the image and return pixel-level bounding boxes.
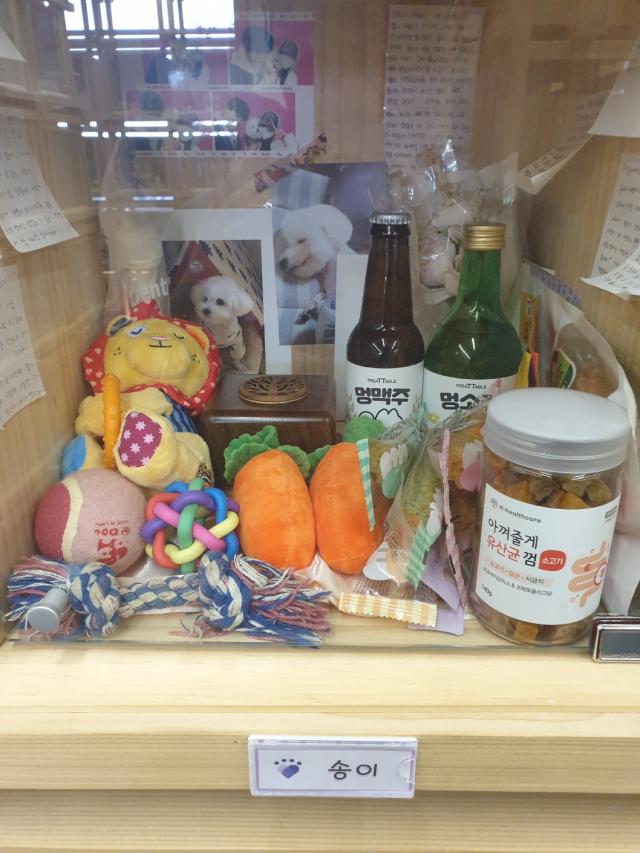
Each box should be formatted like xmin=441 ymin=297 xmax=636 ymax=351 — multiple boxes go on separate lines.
xmin=274 ymin=759 xmax=302 ymax=779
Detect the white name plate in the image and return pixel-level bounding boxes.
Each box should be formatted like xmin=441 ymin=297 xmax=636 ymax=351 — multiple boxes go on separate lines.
xmin=248 ymin=736 xmax=417 ymax=798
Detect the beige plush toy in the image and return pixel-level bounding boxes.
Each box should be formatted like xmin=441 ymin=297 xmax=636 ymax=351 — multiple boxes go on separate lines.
xmin=61 ymin=302 xmax=221 ymax=490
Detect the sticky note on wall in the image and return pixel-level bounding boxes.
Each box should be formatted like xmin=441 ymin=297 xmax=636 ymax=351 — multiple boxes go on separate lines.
xmin=0 ymin=119 xmax=78 ymax=253
xmin=0 ymin=265 xmax=45 ymax=427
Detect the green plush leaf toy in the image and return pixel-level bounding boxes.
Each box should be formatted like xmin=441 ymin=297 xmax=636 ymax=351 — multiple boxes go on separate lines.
xmin=223 ymin=441 xmax=274 ymax=484
xmin=224 ymin=421 xmax=384 ymax=484
xmin=279 ymin=445 xmax=312 ymax=480
xmin=224 ymin=425 xmax=280 ymax=466
xmin=308 ymin=445 xmax=330 ymax=474
xmin=224 ymin=426 xmax=317 ymax=483
xmin=342 ymin=416 xmax=386 ymax=443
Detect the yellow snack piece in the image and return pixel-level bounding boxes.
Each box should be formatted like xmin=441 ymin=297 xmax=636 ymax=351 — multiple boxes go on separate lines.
xmin=504 ymin=480 xmax=536 ymax=504
xmin=512 ymin=620 xmax=540 ymax=644
xmin=557 ymin=491 xmax=589 ymax=510
xmin=560 ymin=479 xmax=587 ymax=497
xmin=586 ymin=478 xmax=613 ymax=506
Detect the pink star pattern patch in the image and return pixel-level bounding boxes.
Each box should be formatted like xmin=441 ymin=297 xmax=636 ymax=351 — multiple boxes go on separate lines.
xmin=117 ymin=412 xmax=162 ymax=468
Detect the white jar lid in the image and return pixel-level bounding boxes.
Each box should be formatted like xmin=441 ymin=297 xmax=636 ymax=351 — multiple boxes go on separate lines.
xmin=485 ymin=388 xmax=630 ymax=475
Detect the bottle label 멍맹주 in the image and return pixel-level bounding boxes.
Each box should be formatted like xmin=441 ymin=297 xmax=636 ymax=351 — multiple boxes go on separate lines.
xmin=475 ymin=484 xmax=620 ymax=625
xmin=345 ymin=361 xmax=423 ymax=427
xmin=422 ymin=369 xmax=517 ymax=425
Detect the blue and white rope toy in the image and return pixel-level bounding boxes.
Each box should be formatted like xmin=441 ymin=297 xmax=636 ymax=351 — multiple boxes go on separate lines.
xmin=6 ymin=554 xmax=330 ymax=647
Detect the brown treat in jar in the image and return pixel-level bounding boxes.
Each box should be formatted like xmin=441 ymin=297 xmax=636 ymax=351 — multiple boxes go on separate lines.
xmin=504 ymin=480 xmax=536 ymax=503
xmin=560 ymin=479 xmax=587 ymax=498
xmin=586 ymin=478 xmax=613 ymax=506
xmin=472 ymin=388 xmax=629 ymax=647
xmin=528 ymin=477 xmax=556 ymax=503
xmin=543 ymin=489 xmax=565 ymax=509
xmin=490 ymin=611 xmax=515 ymax=638
xmin=540 ymin=621 xmax=590 ymax=644
xmin=484 ymin=447 xmax=524 ymax=492
xmin=472 ymin=596 xmax=513 ymax=637
xmin=512 ymin=619 xmax=540 ymax=644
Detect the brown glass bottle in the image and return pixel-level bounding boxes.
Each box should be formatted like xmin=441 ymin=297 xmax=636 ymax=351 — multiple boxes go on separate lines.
xmin=345 ymin=211 xmax=424 ymax=427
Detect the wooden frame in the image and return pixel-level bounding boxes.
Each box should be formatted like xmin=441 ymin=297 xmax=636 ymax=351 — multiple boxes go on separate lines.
xmin=1 ymin=2 xmax=640 ymax=849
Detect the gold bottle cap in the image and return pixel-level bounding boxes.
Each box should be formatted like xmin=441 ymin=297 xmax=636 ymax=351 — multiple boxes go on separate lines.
xmin=463 ymin=223 xmax=506 ymax=251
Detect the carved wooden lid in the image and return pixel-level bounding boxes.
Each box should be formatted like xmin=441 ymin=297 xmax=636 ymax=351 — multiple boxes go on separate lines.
xmin=239 ymin=375 xmax=308 ymax=405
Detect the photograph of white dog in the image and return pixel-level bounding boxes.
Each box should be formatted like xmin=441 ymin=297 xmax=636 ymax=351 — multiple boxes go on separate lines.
xmin=164 ymin=237 xmax=264 ymax=374
xmin=278 ymin=204 xmax=353 ymax=291
xmin=191 ymin=276 xmax=262 ymax=371
xmin=270 ymin=162 xmax=385 ymax=346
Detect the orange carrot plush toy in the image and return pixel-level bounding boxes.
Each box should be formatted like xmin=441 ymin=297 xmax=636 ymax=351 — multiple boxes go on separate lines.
xmin=227 ymin=425 xmax=391 ymax=575
xmin=233 ymin=449 xmax=316 ymax=570
xmin=309 ymin=443 xmax=390 ymax=575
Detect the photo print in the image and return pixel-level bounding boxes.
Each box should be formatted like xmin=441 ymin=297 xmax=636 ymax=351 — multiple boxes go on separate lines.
xmin=268 ymin=162 xmax=386 ymax=348
xmin=161 ymin=210 xmax=271 ymax=375
xmin=121 ymin=13 xmax=315 ymax=158
xmin=208 ymin=89 xmax=297 ymax=154
xmin=224 ymin=13 xmax=314 ymax=87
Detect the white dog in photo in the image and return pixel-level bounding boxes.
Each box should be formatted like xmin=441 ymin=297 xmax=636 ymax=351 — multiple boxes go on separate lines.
xmin=191 ymin=276 xmax=255 ymax=370
xmin=277 ymin=204 xmax=353 ymax=296
xmin=245 ymin=117 xmax=260 ymax=149
xmin=295 ymin=291 xmax=336 ymax=344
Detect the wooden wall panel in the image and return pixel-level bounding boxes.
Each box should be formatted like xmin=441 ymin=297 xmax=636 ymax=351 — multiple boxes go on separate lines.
xmin=0 ymin=1 xmax=105 ymax=634
xmin=469 ymin=0 xmax=640 ymax=394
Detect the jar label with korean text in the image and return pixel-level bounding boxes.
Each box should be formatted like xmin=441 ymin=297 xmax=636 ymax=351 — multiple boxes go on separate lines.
xmin=475 ymin=483 xmax=620 ymax=625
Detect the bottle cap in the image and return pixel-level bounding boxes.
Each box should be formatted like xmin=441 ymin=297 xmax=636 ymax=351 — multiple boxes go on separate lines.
xmin=370 ymin=210 xmax=410 ymax=226
xmin=485 ymin=388 xmax=630 ymax=475
xmin=463 ymin=223 xmax=506 ymax=250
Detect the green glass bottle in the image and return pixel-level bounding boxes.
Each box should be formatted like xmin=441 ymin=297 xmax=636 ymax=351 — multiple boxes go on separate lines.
xmin=422 ymin=223 xmax=522 ymax=424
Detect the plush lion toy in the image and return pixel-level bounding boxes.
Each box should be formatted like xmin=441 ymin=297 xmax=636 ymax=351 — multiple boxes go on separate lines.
xmin=62 ymin=302 xmax=221 ymax=490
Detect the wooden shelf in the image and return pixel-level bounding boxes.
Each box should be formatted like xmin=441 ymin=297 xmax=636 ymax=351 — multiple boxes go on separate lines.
xmin=0 ymin=611 xmax=637 ymax=794
xmin=1 ymin=614 xmax=639 ymax=849
xmin=2 ymin=790 xmax=640 ymax=852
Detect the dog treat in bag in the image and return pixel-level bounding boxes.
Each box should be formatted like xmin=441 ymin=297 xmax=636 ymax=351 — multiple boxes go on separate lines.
xmin=380 ymin=408 xmax=486 ymax=634
xmin=471 ymin=388 xmax=630 ymax=646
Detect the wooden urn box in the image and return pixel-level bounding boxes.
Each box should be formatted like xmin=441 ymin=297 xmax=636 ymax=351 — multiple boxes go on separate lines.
xmin=200 ymin=374 xmax=336 ymax=485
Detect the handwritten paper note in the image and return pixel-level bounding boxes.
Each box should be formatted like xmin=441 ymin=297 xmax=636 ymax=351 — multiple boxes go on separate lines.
xmin=384 ymin=4 xmax=484 ymax=164
xmin=0 ymin=266 xmax=45 ymax=427
xmin=516 ymin=134 xmax=590 ymax=194
xmin=591 ymin=154 xmax=640 ymax=276
xmin=0 ymin=121 xmax=78 ymax=253
xmin=516 ymin=91 xmax=608 ymax=194
xmin=591 ymin=39 xmax=640 ymax=138
xmin=582 ymin=245 xmax=640 ymax=298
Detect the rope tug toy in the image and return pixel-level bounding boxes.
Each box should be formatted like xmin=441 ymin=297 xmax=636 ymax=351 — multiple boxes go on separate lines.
xmin=141 ymin=478 xmax=240 ymax=573
xmin=6 ymin=554 xmax=330 ymax=647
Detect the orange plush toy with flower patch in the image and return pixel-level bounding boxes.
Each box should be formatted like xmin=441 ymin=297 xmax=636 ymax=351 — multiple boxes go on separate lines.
xmin=62 ymin=301 xmax=222 ymax=489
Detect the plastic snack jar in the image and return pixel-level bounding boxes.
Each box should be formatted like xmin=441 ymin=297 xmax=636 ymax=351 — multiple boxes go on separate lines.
xmin=470 ymin=388 xmax=631 ymax=646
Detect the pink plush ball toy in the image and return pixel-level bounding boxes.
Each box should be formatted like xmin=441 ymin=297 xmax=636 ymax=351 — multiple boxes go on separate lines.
xmin=34 ymin=469 xmax=146 ymax=574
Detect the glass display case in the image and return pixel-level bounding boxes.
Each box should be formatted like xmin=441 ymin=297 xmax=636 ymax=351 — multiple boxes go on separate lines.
xmin=1 ymin=2 xmax=640 ymax=849
xmin=0 ymin=0 xmax=639 ymax=655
